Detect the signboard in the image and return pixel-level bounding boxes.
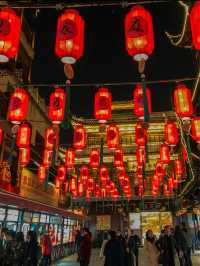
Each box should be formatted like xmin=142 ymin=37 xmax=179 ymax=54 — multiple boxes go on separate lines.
xmin=23 ymin=211 xmax=31 ymax=223
xmin=50 ymin=216 xmax=62 ymax=225
xmin=32 ymin=213 xmax=39 ymax=223
xmin=129 ymin=213 xmax=141 ymax=230
xmin=96 ymin=215 xmax=111 ymax=230
xmin=6 ymin=209 xmax=19 ymax=222
xmin=40 ymin=214 xmax=47 ymax=223
xmin=20 ymin=168 xmax=59 ymax=207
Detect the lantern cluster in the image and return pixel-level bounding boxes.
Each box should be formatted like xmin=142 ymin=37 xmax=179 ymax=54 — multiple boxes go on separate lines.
xmin=48 ymin=88 xmax=66 ymax=124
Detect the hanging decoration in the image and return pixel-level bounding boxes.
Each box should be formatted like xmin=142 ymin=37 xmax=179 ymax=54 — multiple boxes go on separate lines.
xmin=99 ymin=165 xmax=109 ymax=184
xmin=136 ymin=147 xmax=146 ymax=166
xmin=65 ymin=148 xmax=75 ymax=169
xmin=174 ymin=159 xmax=183 ymax=179
xmin=94 ymin=87 xmax=112 ymax=123
xmin=55 ymin=9 xmax=85 ymax=64
xmin=57 ymin=165 xmax=66 ymax=182
xmin=191 ymin=117 xmax=200 ymax=143
xmin=135 ymin=122 xmax=147 ymax=147
xmin=44 ymin=127 xmax=58 ymax=151
xmin=0 ymin=8 xmax=21 ymax=63
xmin=42 ymin=149 xmax=53 ymax=167
xmin=7 ymin=88 xmax=29 ymax=124
xmin=133 ymin=84 xmax=152 ymax=119
xmin=73 ymin=124 xmax=87 ymax=151
xmin=106 ymin=124 xmax=120 ymax=149
xmin=48 ymin=88 xmax=66 ymax=124
xmin=125 ymin=5 xmax=154 ymax=62
xmin=18 ymin=148 xmax=30 ymax=167
xmin=114 ymin=148 xmax=124 ymax=168
xmin=173 ymin=84 xmax=193 ymax=120
xmin=164 ymin=121 xmax=179 ymax=146
xmin=190 ymin=1 xmax=200 ymax=51
xmin=16 ymin=123 xmax=31 ymax=148
xmin=38 ymin=165 xmax=46 ymax=183
xmin=160 ymin=144 xmax=170 ymax=165
xmin=90 ymin=149 xmax=100 ymax=169
xmin=80 ymin=165 xmax=89 ymax=182
xmin=155 ymin=160 xmax=164 ymax=181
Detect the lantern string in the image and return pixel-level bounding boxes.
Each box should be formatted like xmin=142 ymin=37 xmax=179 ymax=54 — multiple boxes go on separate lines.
xmin=0 ymin=0 xmax=170 ymax=9
xmin=1 ymin=76 xmax=197 ymax=88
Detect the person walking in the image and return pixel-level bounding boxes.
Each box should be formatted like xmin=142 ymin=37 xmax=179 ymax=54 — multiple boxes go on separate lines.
xmin=104 ymin=230 xmax=125 ymax=266
xmin=79 ymin=227 xmax=92 ymax=266
xmin=144 ymin=230 xmax=159 ymax=266
xmin=40 ymin=233 xmax=52 ymax=266
xmin=24 ymin=231 xmax=39 ymax=266
xmin=128 ymin=230 xmax=141 ymax=266
xmin=159 ymin=226 xmax=175 ymax=266
xmin=13 ymin=232 xmax=26 ymax=266
xmin=99 ymin=231 xmax=109 ymax=265
xmin=181 ymin=222 xmax=193 ymax=266
xmin=174 ymin=225 xmax=187 ymax=266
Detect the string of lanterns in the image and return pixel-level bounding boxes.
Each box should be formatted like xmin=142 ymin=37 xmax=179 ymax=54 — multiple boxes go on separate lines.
xmin=1 ymin=2 xmax=200 ymax=200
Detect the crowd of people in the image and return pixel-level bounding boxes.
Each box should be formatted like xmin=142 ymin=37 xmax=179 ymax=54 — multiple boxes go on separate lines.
xmin=75 ymin=222 xmax=195 ymax=266
xmin=0 ymin=228 xmax=52 ymax=266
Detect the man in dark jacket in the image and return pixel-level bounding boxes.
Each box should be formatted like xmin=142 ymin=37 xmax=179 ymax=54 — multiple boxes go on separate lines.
xmin=104 ymin=230 xmax=125 ymax=266
xmin=128 ymin=230 xmax=141 ymax=266
xmin=159 ymin=226 xmax=175 ymax=266
xmin=79 ymin=228 xmax=92 ymax=266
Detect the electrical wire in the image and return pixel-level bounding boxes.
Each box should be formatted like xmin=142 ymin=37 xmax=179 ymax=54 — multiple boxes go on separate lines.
xmin=0 ymin=0 xmax=170 ymax=9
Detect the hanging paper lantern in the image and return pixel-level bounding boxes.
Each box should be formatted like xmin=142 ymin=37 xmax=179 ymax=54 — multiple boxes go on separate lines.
xmin=38 ymin=165 xmax=46 ymax=183
xmin=114 ymin=148 xmax=124 ymax=168
xmin=0 ymin=8 xmax=21 ymax=62
xmin=0 ymin=128 xmax=3 ymax=145
xmin=165 ymin=121 xmax=179 ymax=146
xmin=7 ymin=88 xmax=29 ymax=124
xmin=55 ymin=178 xmax=60 ymax=190
xmin=191 ymin=117 xmax=200 ymax=143
xmin=125 ymin=5 xmax=154 ymax=61
xmin=168 ymin=176 xmax=174 ymax=191
xmin=16 ymin=123 xmax=31 ymax=148
xmin=174 ymin=159 xmax=183 ymax=177
xmin=106 ymin=124 xmax=120 ymax=149
xmin=135 ymin=122 xmax=147 ymax=146
xmin=18 ymin=148 xmax=30 ymax=167
xmin=155 ymin=160 xmax=164 ymax=181
xmin=42 ymin=149 xmax=53 ymax=167
xmin=57 ymin=165 xmax=66 ymax=182
xmin=94 ymin=87 xmax=112 ymax=123
xmin=90 ymin=149 xmax=100 ymax=169
xmin=136 ymin=147 xmax=146 ymax=166
xmin=190 ymin=1 xmax=200 ymax=50
xmin=73 ymin=124 xmax=87 ymax=151
xmin=99 ymin=165 xmax=109 ymax=184
xmin=133 ymin=84 xmax=152 ymax=118
xmin=70 ymin=175 xmax=77 ymax=192
xmin=44 ymin=127 xmax=58 ymax=151
xmin=163 ymin=184 xmax=170 ymax=196
xmin=160 ymin=144 xmax=170 ymax=164
xmin=80 ymin=165 xmax=88 ymax=182
xmin=65 ymin=148 xmax=75 ymax=169
xmin=48 ymin=88 xmax=66 ymax=124
xmin=86 ymin=177 xmax=94 ymax=192
xmin=55 ymin=9 xmax=84 ymax=64
xmin=78 ymin=180 xmax=84 ymax=197
xmin=173 ymin=84 xmax=193 ymax=119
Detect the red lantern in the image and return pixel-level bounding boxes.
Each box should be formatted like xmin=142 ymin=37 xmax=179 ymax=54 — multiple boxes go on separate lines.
xmin=38 ymin=165 xmax=46 ymax=183
xmin=99 ymin=165 xmax=109 ymax=184
xmin=173 ymin=84 xmax=193 ymax=119
xmin=42 ymin=149 xmax=53 ymax=167
xmin=133 ymin=84 xmax=152 ymax=118
xmin=44 ymin=127 xmax=58 ymax=151
xmin=163 ymin=184 xmax=170 ymax=196
xmin=136 ymin=147 xmax=146 ymax=166
xmin=111 ymin=188 xmax=119 ymax=200
xmin=0 ymin=128 xmax=3 ymax=145
xmin=160 ymin=144 xmax=170 ymax=164
xmin=19 ymin=148 xmax=30 ymax=167
xmin=0 ymin=8 xmax=21 ymax=62
xmin=57 ymin=165 xmax=66 ymax=182
xmin=135 ymin=122 xmax=147 ymax=146
xmin=174 ymin=159 xmax=183 ymax=177
xmin=73 ymin=124 xmax=87 ymax=151
xmin=94 ymin=87 xmax=112 ymax=123
xmin=90 ymin=149 xmax=100 ymax=169
xmin=114 ymin=148 xmax=124 ymax=168
xmin=190 ymin=1 xmax=200 ymax=50
xmin=125 ymin=5 xmax=154 ymax=61
xmin=78 ymin=180 xmax=84 ymax=197
xmin=55 ymin=178 xmax=60 ymax=190
xmin=55 ymin=9 xmax=84 ymax=64
xmin=155 ymin=161 xmax=164 ymax=180
xmin=48 ymin=88 xmax=66 ymax=124
xmin=16 ymin=123 xmax=31 ymax=148
xmin=80 ymin=165 xmax=88 ymax=182
xmin=165 ymin=121 xmax=179 ymax=146
xmin=191 ymin=117 xmax=200 ymax=143
xmin=168 ymin=176 xmax=174 ymax=191
xmin=70 ymin=176 xmax=77 ymax=192
xmin=65 ymin=148 xmax=75 ymax=169
xmin=7 ymin=88 xmax=29 ymax=124
xmin=106 ymin=124 xmax=120 ymax=149
xmin=87 ymin=177 xmax=94 ymax=192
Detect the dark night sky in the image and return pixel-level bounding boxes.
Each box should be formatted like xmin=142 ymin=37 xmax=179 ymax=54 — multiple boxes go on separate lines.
xmin=30 ymin=1 xmax=197 ymax=117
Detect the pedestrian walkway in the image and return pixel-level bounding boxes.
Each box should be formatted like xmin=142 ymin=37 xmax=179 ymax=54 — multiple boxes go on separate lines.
xmin=55 ymin=248 xmax=200 ymax=266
